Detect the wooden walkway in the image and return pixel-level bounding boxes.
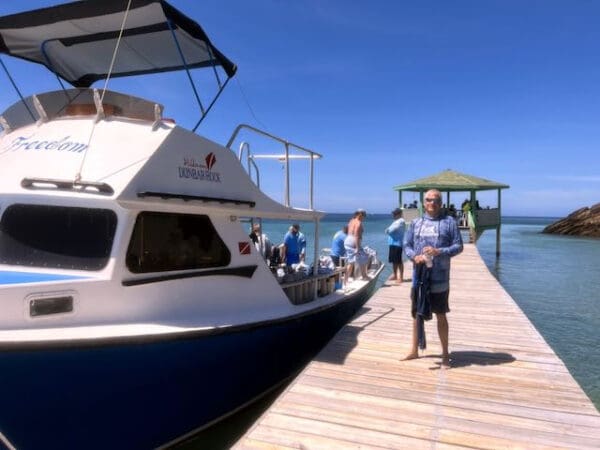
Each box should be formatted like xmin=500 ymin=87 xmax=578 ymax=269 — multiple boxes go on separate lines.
xmin=234 ymin=244 xmax=600 ymax=449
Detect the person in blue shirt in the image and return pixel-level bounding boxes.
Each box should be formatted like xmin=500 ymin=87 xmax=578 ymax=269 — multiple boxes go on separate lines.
xmin=330 ymin=225 xmax=348 ymax=266
xmin=403 ymin=189 xmax=463 ymax=369
xmin=282 ymin=223 xmax=306 ymax=266
xmin=385 ymin=208 xmax=405 ymax=284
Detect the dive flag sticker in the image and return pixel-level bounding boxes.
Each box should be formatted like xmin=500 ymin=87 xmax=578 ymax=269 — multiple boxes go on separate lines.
xmin=238 ymin=242 xmax=251 ymax=255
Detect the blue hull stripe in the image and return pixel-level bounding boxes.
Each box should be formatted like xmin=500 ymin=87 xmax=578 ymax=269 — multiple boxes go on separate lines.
xmin=0 ymin=271 xmax=88 ymax=285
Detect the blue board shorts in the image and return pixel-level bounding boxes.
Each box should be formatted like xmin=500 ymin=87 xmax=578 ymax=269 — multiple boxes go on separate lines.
xmin=411 ymin=289 xmax=450 ymax=318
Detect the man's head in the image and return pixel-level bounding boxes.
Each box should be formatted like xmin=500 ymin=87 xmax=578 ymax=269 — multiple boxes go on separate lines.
xmin=291 ymin=223 xmax=300 ymax=234
xmin=392 ymin=207 xmax=403 ymax=218
xmin=355 ymin=208 xmax=367 ymax=219
xmin=252 ymin=223 xmax=261 ymax=234
xmin=424 ymin=189 xmax=442 ymax=217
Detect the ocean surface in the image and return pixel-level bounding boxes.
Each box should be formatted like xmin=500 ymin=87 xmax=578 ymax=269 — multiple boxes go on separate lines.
xmin=179 ymin=214 xmax=600 ymax=449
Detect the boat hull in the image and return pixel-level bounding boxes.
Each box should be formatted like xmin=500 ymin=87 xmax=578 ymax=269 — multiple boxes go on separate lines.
xmin=0 ymin=276 xmax=379 ymax=450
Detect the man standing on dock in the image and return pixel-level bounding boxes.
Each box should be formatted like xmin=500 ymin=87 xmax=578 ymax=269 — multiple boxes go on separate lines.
xmin=403 ymin=189 xmax=463 ymax=369
xmin=385 ymin=207 xmax=406 ymax=284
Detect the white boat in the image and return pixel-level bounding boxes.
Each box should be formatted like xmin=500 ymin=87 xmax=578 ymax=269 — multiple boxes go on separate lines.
xmin=0 ymin=2 xmax=384 ymax=448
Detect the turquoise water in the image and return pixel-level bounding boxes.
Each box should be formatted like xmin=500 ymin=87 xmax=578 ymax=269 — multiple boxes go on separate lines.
xmin=476 ymin=216 xmax=600 ymax=409
xmin=179 ymin=214 xmax=599 ymax=449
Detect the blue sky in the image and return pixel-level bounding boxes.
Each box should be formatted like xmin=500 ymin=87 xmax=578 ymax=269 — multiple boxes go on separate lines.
xmin=1 ymin=1 xmax=599 ymax=216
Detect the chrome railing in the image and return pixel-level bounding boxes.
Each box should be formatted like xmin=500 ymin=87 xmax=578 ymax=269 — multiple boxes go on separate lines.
xmin=226 ymin=124 xmax=322 ymax=210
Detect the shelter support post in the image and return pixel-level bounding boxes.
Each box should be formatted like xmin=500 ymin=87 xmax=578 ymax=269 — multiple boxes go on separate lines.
xmin=496 ymin=188 xmax=502 ymax=256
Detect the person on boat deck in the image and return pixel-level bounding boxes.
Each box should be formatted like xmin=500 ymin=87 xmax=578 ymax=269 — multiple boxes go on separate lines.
xmin=402 ymin=189 xmax=463 ymax=369
xmin=344 ymin=209 xmax=369 ymax=284
xmin=249 ymin=223 xmax=272 ymax=261
xmin=282 ymin=223 xmax=306 ymax=266
xmin=385 ymin=207 xmax=405 ymax=284
xmin=330 ymin=225 xmax=348 ymax=266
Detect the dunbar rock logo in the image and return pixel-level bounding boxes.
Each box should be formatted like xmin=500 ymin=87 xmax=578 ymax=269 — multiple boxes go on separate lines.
xmin=205 ymin=152 xmax=216 ymax=170
xmin=178 ymin=152 xmax=221 ymax=183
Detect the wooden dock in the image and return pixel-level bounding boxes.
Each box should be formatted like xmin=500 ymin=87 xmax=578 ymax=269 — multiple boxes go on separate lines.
xmin=234 ymin=244 xmax=600 ymax=449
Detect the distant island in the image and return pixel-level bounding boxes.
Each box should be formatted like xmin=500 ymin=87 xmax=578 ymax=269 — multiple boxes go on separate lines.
xmin=542 ymin=203 xmax=600 ymax=238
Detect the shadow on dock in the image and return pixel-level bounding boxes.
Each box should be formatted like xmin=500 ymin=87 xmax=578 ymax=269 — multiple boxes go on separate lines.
xmin=448 ymin=350 xmax=516 ymax=368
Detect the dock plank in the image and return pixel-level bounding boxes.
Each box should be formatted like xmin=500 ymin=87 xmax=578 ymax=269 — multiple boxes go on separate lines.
xmin=235 ymin=244 xmax=600 ymax=449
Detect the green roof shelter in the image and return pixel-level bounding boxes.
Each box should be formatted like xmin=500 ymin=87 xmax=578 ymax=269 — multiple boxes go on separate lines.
xmin=393 ymin=169 xmax=510 ymax=255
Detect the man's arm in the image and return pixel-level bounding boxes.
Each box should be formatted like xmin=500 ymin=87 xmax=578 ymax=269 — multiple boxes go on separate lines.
xmin=264 ymin=235 xmax=273 ymax=259
xmin=403 ymin=220 xmax=416 ymax=260
xmin=385 ymin=221 xmax=398 ymax=235
xmin=299 ymin=234 xmax=306 ymax=261
xmin=437 ymin=217 xmax=463 ymax=257
xmin=281 ymin=233 xmax=291 ymax=263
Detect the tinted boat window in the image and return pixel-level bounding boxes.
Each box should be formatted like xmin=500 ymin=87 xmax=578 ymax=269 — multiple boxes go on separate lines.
xmin=126 ymin=212 xmax=231 ymax=273
xmin=0 ymin=204 xmax=117 ymax=270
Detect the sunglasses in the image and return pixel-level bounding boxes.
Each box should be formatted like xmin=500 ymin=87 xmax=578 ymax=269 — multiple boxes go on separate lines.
xmin=424 ymin=198 xmax=441 ymax=203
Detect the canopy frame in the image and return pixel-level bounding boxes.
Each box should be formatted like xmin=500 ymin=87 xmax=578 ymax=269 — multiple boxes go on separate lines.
xmin=0 ymin=0 xmax=237 ymax=129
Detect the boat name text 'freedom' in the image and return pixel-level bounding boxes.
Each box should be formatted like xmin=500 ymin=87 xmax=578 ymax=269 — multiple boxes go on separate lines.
xmin=3 ymin=135 xmax=88 ymax=153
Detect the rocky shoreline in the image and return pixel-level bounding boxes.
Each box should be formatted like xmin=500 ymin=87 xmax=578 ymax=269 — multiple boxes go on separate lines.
xmin=542 ymin=203 xmax=600 ymax=237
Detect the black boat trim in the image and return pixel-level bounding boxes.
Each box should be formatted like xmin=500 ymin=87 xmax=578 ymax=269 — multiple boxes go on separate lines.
xmin=137 ymin=191 xmax=256 ymax=207
xmin=122 ymin=265 xmax=258 ymax=286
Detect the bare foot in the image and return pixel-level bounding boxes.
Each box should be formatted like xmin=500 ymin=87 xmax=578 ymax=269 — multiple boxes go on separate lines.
xmin=441 ymin=356 xmax=451 ymax=370
xmin=402 ymin=352 xmax=419 ymax=361
xmin=388 ymin=276 xmax=397 ymax=281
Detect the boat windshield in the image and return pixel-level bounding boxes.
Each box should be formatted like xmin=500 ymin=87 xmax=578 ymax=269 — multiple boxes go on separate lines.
xmin=0 ymin=204 xmax=117 ymax=271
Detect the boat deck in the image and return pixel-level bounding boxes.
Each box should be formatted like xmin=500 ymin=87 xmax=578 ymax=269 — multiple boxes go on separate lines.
xmin=234 ymin=244 xmax=600 ymax=449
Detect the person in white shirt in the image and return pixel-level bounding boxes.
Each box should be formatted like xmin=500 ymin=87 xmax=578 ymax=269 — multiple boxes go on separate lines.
xmin=249 ymin=223 xmax=272 ymax=262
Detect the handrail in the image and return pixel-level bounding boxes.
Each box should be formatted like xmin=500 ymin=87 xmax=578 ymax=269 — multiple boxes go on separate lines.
xmin=226 ymin=124 xmax=322 ymax=209
xmin=228 ymin=124 xmax=323 ymax=282
xmin=21 ymin=177 xmax=114 ymax=195
xmin=226 ymin=124 xmax=321 ymax=156
xmin=238 ymin=141 xmax=260 ymax=188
